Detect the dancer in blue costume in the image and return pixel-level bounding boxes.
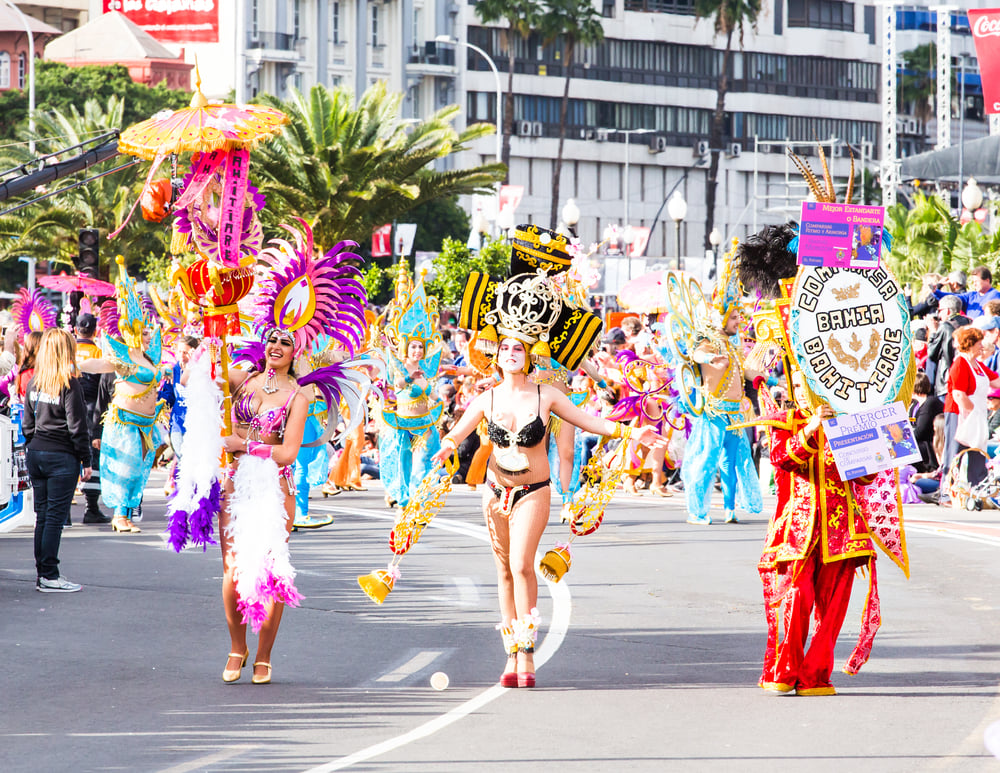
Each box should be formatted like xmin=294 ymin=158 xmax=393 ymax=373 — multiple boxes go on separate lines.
xmin=291 ymin=393 xmax=334 ymax=529
xmin=379 ymin=268 xmax=442 ymax=508
xmin=80 ymin=255 xmax=165 ymax=534
xmin=532 ymin=358 xmax=585 ymax=522
xmin=668 ymin=248 xmax=763 ymax=525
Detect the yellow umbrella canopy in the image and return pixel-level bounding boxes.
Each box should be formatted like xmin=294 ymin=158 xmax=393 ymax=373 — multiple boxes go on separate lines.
xmin=118 ymin=81 xmax=288 ymax=160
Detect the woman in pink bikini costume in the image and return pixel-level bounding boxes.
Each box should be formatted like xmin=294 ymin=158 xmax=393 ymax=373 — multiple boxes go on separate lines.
xmin=218 ymin=219 xmax=370 ymax=685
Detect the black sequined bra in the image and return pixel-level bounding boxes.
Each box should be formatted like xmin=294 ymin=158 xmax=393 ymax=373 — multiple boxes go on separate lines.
xmin=487 ymin=385 xmax=546 ymax=448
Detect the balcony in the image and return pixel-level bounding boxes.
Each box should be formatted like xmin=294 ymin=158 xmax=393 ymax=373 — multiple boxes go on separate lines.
xmin=407 ymin=42 xmax=457 ymax=76
xmin=246 ymin=31 xmax=305 ymax=63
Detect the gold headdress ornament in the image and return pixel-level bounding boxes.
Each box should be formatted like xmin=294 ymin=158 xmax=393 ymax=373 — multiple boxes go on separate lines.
xmin=459 ymin=224 xmax=602 ymax=371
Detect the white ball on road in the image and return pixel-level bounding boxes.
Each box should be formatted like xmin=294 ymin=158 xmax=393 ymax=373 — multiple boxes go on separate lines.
xmin=430 ymin=671 xmax=449 ymax=690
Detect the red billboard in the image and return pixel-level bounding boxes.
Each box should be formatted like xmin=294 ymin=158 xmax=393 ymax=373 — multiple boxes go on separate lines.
xmin=103 ymin=1 xmax=219 ymax=44
xmin=969 ymin=9 xmax=1000 ymax=114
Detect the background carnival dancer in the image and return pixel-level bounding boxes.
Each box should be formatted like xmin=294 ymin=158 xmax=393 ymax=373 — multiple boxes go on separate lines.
xmin=23 ymin=329 xmax=92 ymax=593
xmin=378 ymin=267 xmax=443 ymax=509
xmin=219 ymin=219 xmax=372 ymax=684
xmin=440 ymin=224 xmax=666 ymax=688
xmin=81 ymin=256 xmax=165 ymax=534
xmin=667 ymin=251 xmax=763 ymax=525
xmin=74 ymin=314 xmax=109 ymax=524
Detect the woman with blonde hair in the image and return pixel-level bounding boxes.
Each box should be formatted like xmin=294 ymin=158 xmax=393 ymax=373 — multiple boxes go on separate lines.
xmin=22 ymin=328 xmax=92 ymax=592
xmin=16 ymin=330 xmax=42 ymax=401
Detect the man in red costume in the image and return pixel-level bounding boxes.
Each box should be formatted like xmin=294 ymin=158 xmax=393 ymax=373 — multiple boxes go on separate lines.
xmin=758 ymin=370 xmax=882 ymax=696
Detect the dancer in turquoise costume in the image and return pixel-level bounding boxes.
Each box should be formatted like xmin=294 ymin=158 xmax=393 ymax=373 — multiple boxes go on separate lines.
xmin=81 ymin=255 xmax=165 ymax=534
xmin=291 ymin=393 xmax=333 ymax=529
xmin=666 ymin=247 xmax=763 ymax=525
xmin=378 ymin=268 xmax=442 ymax=508
xmin=533 ymin=357 xmax=586 ymax=522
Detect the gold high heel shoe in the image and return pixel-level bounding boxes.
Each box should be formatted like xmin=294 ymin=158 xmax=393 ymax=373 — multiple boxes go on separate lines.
xmin=252 ymin=661 xmax=272 ymax=684
xmin=126 ymin=519 xmax=141 ymax=533
xmin=222 ymin=651 xmax=249 ymax=683
xmin=111 ymin=517 xmax=136 ymax=534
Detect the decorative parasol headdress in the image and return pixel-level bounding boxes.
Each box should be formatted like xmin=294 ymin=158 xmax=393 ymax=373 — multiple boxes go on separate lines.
xmin=10 ymin=288 xmax=56 ymax=342
xmin=459 ymin=224 xmax=602 ymax=372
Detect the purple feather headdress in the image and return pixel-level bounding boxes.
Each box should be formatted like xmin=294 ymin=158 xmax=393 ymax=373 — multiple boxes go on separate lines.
xmin=98 ymin=298 xmax=120 ymax=339
xmin=249 ymin=217 xmax=367 ymax=358
xmin=11 ymin=288 xmax=56 ymax=341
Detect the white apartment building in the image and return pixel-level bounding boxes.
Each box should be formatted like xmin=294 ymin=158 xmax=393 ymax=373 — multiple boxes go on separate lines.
xmin=38 ymin=3 xmax=903 ymax=262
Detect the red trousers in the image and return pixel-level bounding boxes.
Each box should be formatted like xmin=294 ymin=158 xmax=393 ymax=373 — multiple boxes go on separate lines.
xmin=764 ymin=550 xmax=859 ymax=690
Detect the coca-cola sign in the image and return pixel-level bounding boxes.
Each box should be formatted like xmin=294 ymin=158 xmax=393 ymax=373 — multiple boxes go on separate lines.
xmin=974 ymin=14 xmax=1000 ymax=38
xmin=969 ymin=10 xmax=1000 ymax=114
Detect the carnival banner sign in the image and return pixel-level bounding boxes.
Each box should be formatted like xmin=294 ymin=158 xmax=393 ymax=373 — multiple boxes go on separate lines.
xmin=797 ymin=202 xmax=884 ymax=269
xmin=103 ymin=1 xmax=219 ymax=43
xmin=788 ymin=265 xmax=912 ymax=415
xmin=969 ymin=9 xmax=1000 ymax=114
xmin=822 ymin=402 xmax=921 ymax=480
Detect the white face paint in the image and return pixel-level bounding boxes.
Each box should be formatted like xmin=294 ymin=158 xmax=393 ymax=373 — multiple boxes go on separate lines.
xmin=498 ymin=338 xmax=526 ymax=373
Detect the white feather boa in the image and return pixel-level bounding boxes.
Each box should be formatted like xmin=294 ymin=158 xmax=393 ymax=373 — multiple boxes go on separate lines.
xmin=165 ymin=351 xmax=223 ymax=551
xmin=226 ymin=454 xmax=302 ymax=631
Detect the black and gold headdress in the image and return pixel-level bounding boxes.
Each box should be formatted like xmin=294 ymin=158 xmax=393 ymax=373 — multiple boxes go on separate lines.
xmin=459 ymin=225 xmax=602 ymax=372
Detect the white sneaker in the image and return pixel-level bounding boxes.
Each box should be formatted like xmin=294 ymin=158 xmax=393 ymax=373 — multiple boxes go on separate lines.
xmin=37 ymin=576 xmax=82 ymax=593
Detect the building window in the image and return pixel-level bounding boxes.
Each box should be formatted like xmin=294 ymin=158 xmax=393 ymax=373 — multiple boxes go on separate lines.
xmin=788 ymin=0 xmax=854 ymax=32
xmin=251 ymin=0 xmax=259 ymax=39
xmin=332 ymin=1 xmax=341 ymax=44
xmin=623 ymin=0 xmax=695 ymax=14
xmin=602 ymin=0 xmax=615 ymax=18
xmin=17 ymin=52 xmax=25 ymax=89
xmin=0 ymin=53 xmax=11 ymax=89
xmin=294 ymin=0 xmax=302 ymax=39
xmin=372 ymin=4 xmax=380 ymax=46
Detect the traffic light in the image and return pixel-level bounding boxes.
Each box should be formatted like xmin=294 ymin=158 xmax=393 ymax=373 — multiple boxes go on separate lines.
xmin=76 ymin=228 xmax=99 ymax=277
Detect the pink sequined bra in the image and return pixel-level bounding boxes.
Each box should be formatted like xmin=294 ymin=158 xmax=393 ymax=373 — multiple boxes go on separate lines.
xmin=232 ymin=382 xmax=298 ymax=441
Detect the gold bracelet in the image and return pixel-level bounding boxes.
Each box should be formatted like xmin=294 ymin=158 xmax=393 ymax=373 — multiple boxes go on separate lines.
xmin=611 ymin=422 xmax=624 ymax=439
xmin=442 ymin=436 xmax=458 ymax=452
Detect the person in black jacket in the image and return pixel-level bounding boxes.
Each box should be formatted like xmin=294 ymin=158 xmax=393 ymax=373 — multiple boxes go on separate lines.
xmin=22 ymin=329 xmax=92 ymax=593
xmin=74 ymin=313 xmax=109 ymax=524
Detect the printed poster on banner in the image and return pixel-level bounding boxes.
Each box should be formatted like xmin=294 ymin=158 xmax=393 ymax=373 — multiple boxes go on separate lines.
xmin=797 ymin=202 xmax=885 ymax=269
xmin=969 ymin=9 xmax=1000 ymax=115
xmin=103 ymin=1 xmax=220 ymax=43
xmin=822 ymin=401 xmax=921 ymax=480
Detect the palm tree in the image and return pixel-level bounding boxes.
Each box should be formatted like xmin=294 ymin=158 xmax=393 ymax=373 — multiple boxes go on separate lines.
xmin=695 ymin=0 xmax=761 ymax=250
xmin=0 ymin=96 xmax=167 ymax=279
xmin=539 ymin=0 xmax=604 ymax=229
xmin=474 ymin=0 xmax=545 ymax=180
xmin=252 ymin=82 xmax=505 ymax=251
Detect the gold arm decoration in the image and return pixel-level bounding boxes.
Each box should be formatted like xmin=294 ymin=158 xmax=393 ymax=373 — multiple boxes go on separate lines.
xmin=357 ymin=454 xmax=459 ymax=604
xmin=538 ymin=426 xmax=635 ymax=583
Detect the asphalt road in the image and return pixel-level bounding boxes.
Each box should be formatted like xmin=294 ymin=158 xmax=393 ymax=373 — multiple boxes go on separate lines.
xmin=3 ymin=471 xmax=1000 ymax=772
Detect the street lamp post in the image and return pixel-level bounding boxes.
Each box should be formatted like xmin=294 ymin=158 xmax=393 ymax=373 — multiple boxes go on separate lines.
xmin=5 ymin=2 xmax=34 ymax=153
xmin=614 ymin=129 xmax=653 ymax=271
xmin=561 ymin=198 xmax=580 ymax=238
xmin=708 ymin=227 xmax=722 ymax=279
xmin=437 ymin=35 xmax=502 ymax=223
xmin=962 ymin=176 xmax=983 ymax=221
xmin=667 ymin=190 xmax=687 ymax=271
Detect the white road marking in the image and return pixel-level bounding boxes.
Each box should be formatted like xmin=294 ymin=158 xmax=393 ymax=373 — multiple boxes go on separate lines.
xmin=906 ymin=523 xmax=1000 ymax=548
xmin=301 ymin=505 xmax=573 ymax=773
xmin=156 ymin=744 xmax=261 ymax=773
xmin=375 ymin=650 xmax=445 ymax=683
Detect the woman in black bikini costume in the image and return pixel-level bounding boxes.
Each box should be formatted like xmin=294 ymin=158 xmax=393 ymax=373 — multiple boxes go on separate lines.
xmin=431 ymin=336 xmax=665 ymax=688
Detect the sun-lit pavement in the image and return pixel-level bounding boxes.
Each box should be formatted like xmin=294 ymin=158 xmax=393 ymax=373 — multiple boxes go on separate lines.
xmin=3 ymin=471 xmax=1000 ymax=772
